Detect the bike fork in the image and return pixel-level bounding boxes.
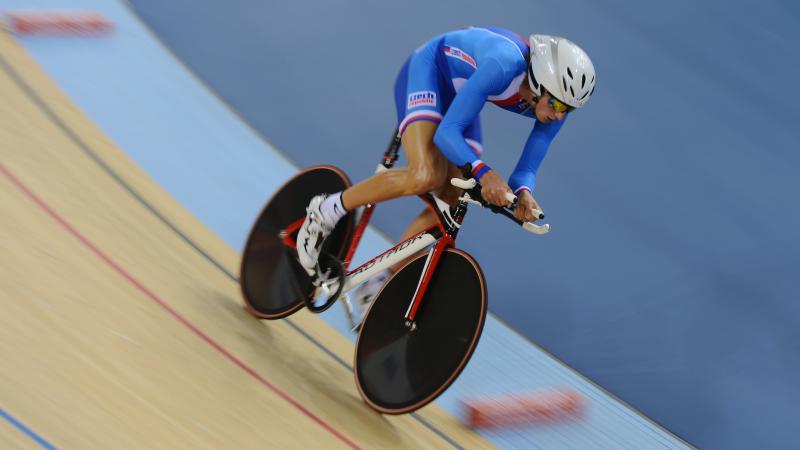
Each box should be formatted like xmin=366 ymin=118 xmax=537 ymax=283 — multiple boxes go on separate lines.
xmin=403 ymin=191 xmax=470 ymax=329
xmin=403 ymin=235 xmax=454 ymax=329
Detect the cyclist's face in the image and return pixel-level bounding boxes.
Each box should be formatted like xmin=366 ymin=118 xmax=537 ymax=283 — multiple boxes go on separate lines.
xmin=533 ymin=94 xmax=566 ymax=123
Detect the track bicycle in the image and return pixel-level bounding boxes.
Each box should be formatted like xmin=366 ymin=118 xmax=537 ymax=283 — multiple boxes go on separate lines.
xmin=239 ymin=130 xmax=550 ymax=414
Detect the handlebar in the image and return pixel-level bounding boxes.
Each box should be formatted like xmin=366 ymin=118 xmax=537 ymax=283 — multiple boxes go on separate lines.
xmin=450 ymin=178 xmax=550 ymax=235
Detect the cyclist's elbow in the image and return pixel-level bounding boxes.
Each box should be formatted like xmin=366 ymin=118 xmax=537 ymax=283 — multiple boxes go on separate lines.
xmin=433 ymin=127 xmax=461 ymax=165
xmin=432 ymin=127 xmax=448 ymax=151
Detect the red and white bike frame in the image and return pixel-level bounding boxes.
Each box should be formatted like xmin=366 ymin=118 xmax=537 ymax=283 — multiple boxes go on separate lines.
xmin=281 ymin=131 xmax=549 ymax=328
xmin=275 ymin=168 xmax=460 ymax=326
xmin=340 ymin=181 xmax=460 ymax=324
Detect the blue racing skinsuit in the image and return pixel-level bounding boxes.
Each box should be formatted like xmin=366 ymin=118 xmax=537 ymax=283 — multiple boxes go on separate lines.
xmin=394 ymin=27 xmax=565 ymax=195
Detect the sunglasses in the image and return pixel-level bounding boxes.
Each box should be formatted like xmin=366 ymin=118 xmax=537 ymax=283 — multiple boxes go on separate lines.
xmin=547 ymin=93 xmax=574 ymax=114
xmin=528 ymin=66 xmax=575 ymax=114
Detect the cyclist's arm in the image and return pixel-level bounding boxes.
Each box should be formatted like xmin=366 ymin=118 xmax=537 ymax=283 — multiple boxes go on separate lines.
xmin=434 ymin=59 xmax=508 ymax=180
xmin=508 ymin=117 xmax=566 ymax=194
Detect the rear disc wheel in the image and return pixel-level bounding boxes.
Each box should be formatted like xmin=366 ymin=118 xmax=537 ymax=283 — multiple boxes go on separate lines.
xmin=239 ymin=166 xmax=354 ymax=319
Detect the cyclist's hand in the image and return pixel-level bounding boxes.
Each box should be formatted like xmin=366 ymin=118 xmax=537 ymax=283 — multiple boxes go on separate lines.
xmin=515 ymin=190 xmax=542 ymax=222
xmin=480 ymin=170 xmax=514 ymax=207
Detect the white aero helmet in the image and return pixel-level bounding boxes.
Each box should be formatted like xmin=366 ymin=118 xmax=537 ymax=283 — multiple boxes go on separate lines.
xmin=527 ymin=34 xmax=595 ymax=109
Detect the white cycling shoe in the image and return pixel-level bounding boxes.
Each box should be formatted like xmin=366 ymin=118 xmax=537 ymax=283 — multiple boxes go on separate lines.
xmin=296 ymin=194 xmax=338 ymax=281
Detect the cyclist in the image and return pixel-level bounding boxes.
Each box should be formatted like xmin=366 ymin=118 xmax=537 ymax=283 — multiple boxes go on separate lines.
xmin=297 ymin=27 xmax=595 ymax=304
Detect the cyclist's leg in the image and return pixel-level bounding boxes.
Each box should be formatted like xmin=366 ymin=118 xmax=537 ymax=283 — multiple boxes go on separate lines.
xmin=397 ymin=115 xmax=482 ymax=243
xmin=341 ymin=120 xmax=448 ymax=210
xmin=341 ymin=38 xmax=446 ymax=211
xmin=398 ymin=161 xmax=460 ymax=242
xmin=298 ymin=36 xmax=447 ymax=277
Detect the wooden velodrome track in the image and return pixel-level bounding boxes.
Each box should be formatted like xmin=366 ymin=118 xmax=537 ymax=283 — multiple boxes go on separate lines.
xmin=0 ymin=31 xmax=493 ymax=449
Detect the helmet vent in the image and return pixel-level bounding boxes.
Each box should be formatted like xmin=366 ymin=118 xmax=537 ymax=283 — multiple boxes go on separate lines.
xmin=581 ymin=74 xmax=586 ymax=88
xmin=591 ymin=75 xmax=595 ymax=83
xmin=567 ymin=67 xmax=573 ymax=79
xmin=580 ymin=91 xmax=589 ymax=100
xmin=590 ymin=86 xmax=595 ymax=96
xmin=570 ymin=86 xmax=575 ymax=97
xmin=562 ymin=76 xmax=567 ymax=92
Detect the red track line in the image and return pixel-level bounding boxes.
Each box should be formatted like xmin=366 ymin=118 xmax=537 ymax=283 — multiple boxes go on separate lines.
xmin=0 ymin=163 xmax=361 ymax=450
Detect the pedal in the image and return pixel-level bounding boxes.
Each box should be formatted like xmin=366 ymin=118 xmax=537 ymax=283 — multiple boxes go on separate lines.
xmin=304 ymin=251 xmax=346 ymax=314
xmin=310 ymin=263 xmax=332 ymax=287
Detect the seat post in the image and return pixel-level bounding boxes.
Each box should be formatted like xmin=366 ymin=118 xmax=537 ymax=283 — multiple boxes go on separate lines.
xmin=381 ymin=128 xmax=401 ymax=169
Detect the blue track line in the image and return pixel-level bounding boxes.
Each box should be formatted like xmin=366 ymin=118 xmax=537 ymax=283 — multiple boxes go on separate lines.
xmin=0 ymin=407 xmax=57 ymax=450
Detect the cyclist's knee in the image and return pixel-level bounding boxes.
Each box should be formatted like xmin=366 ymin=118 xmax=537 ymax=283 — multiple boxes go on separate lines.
xmin=403 ymin=166 xmax=444 ymax=196
xmin=398 ymin=144 xmax=446 ymax=195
